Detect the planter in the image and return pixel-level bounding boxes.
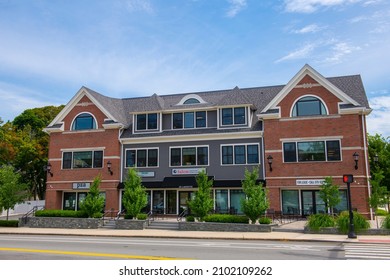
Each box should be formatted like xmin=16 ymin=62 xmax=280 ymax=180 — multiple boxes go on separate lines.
xmin=179 ymin=221 xmax=274 ymax=232
xmin=115 ymin=219 xmax=147 ymax=230
xmin=22 ymin=217 xmax=100 ymax=229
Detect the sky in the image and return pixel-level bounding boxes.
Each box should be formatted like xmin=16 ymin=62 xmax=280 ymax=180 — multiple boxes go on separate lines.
xmin=0 ymin=0 xmax=389 ymax=137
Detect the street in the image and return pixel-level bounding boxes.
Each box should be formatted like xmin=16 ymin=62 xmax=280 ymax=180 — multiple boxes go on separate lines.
xmin=1 ymin=234 xmax=389 ymax=260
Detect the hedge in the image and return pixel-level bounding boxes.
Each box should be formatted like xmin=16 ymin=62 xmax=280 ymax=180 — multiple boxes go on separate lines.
xmin=203 ymin=214 xmax=249 ymax=224
xmin=35 ymin=210 xmax=88 ymax=218
xmin=0 ymin=220 xmax=19 ymax=227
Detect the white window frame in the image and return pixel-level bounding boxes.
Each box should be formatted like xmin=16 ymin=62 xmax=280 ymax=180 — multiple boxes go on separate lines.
xmin=71 ymin=112 xmax=98 ymax=131
xmin=169 ymin=145 xmax=210 ymax=167
xmin=134 ymin=113 xmax=160 ymax=132
xmin=62 ymin=149 xmax=104 ymax=170
xmin=220 ymin=143 xmax=260 ymax=165
xmin=219 ymin=106 xmax=248 ymax=128
xmin=171 ymin=111 xmax=207 ymax=130
xmin=125 ymin=147 xmax=159 ymax=168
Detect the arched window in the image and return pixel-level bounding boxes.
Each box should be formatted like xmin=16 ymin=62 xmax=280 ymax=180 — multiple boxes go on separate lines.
xmin=292 ymin=96 xmax=327 ymax=117
xmin=183 ymin=98 xmax=201 ymax=105
xmin=72 ymin=113 xmax=96 ymax=130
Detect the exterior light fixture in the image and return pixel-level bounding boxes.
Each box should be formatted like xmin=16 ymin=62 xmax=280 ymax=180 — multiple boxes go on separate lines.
xmin=373 ymin=153 xmax=379 ymax=164
xmin=46 ymin=163 xmax=53 ymax=177
xmin=267 ymin=155 xmax=273 ymax=172
xmin=353 ymin=152 xmax=359 ymax=170
xmin=107 ymin=161 xmax=113 ymax=175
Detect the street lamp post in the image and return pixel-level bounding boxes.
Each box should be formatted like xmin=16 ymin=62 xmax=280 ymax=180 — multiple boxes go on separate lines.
xmin=343 ymin=174 xmax=357 ymax=239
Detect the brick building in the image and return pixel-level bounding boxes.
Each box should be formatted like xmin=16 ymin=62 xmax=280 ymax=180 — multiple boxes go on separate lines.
xmin=44 ymin=64 xmax=372 ymax=217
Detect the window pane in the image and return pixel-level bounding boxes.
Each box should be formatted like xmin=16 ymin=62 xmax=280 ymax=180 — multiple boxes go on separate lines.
xmin=171 ymin=148 xmax=181 ymax=166
xmin=148 ymin=149 xmax=158 ymax=167
xmin=184 ymin=112 xmax=194 ymax=128
xmin=222 ymin=108 xmax=233 ymax=125
xmin=294 ymin=97 xmax=327 ymax=117
xmin=196 ymin=111 xmax=206 ymax=127
xmin=230 ymin=190 xmax=245 ymax=214
xmin=215 ymin=190 xmax=228 ymax=213
xmin=234 ymin=145 xmax=246 ymax=164
xmin=326 ymin=140 xmax=341 ymax=161
xmin=283 ymin=143 xmax=297 ymax=162
xmin=222 ymin=146 xmax=233 ymax=164
xmin=77 ymin=192 xmax=88 ymax=211
xmin=73 ymin=113 xmax=95 ymax=130
xmin=136 ymin=114 xmax=146 ymax=130
xmin=73 ymin=151 xmax=92 ymax=168
xmin=173 ymin=113 xmax=183 ymax=129
xmin=63 ymin=192 xmax=76 ymax=210
xmin=137 ymin=150 xmax=147 ymax=167
xmin=281 ymin=190 xmax=299 ymax=215
xmin=63 ymin=152 xmax=72 ymax=169
xmin=247 ymin=145 xmax=259 ymax=164
xmin=148 ymin=113 xmax=158 ymax=130
xmin=184 ymin=98 xmax=200 ymax=104
xmin=126 ymin=150 xmax=136 ymax=167
xmin=234 ymin=107 xmax=246 ymax=124
xmin=182 ymin=147 xmax=196 ymax=165
xmin=93 ymin=151 xmax=103 ymax=168
xmin=197 ymin=147 xmax=208 ymax=165
xmin=298 ymin=141 xmax=325 ymax=161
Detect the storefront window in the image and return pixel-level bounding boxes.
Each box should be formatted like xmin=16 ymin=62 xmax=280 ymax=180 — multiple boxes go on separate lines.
xmin=281 ymin=190 xmax=300 ymax=215
xmin=215 ymin=190 xmax=228 ymax=213
xmin=230 ymin=190 xmax=245 ymax=214
xmin=63 ymin=192 xmax=76 ymax=210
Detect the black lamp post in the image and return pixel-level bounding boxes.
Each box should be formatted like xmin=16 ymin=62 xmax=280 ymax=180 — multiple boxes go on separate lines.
xmin=353 ymin=152 xmax=359 ymax=170
xmin=343 ymin=174 xmax=356 ymax=239
xmin=107 ymin=161 xmax=113 ymax=175
xmin=267 ymin=155 xmax=273 ymax=172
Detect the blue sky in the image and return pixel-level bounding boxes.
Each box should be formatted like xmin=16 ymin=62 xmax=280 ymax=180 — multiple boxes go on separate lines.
xmin=0 ymin=0 xmax=389 ymax=137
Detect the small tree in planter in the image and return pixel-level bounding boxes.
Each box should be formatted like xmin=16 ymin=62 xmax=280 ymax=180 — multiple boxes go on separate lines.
xmin=188 ymin=170 xmax=214 ymax=222
xmin=319 ymin=177 xmax=340 ymax=215
xmin=122 ymin=168 xmax=148 ymax=220
xmin=241 ymin=168 xmax=269 ymax=224
xmin=79 ymin=174 xmax=105 ymax=218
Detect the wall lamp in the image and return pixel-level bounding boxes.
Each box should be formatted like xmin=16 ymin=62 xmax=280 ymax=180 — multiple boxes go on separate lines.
xmin=107 ymin=161 xmax=113 ymax=175
xmin=46 ymin=163 xmax=53 ymax=177
xmin=373 ymin=153 xmax=379 ymax=164
xmin=353 ymin=152 xmax=359 ymax=170
xmin=267 ymin=155 xmax=273 ymax=172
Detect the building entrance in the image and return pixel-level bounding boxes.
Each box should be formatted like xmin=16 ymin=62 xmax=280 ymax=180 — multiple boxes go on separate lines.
xmin=301 ymin=190 xmax=326 ymax=216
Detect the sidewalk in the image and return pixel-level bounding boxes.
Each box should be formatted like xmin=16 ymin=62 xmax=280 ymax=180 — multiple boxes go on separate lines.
xmin=1 ymin=219 xmax=390 ymax=244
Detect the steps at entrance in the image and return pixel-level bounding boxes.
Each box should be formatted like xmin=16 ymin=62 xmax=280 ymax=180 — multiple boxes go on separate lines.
xmin=101 ymin=219 xmax=116 ymax=229
xmin=146 ymin=220 xmax=179 ymax=230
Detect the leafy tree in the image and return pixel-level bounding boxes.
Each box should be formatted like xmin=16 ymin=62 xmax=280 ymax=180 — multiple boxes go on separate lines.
xmin=79 ymin=174 xmax=105 ymax=218
xmin=0 ymin=165 xmax=29 ymax=220
xmin=122 ymin=168 xmax=148 ymax=219
xmin=241 ymin=168 xmax=269 ymax=224
xmin=188 ymin=170 xmax=214 ymax=221
xmin=319 ymin=177 xmax=340 ymax=215
xmin=369 ymin=170 xmax=388 ymax=227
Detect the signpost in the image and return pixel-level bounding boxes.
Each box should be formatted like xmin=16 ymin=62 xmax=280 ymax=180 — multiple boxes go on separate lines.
xmin=343 ymin=174 xmax=357 ymax=239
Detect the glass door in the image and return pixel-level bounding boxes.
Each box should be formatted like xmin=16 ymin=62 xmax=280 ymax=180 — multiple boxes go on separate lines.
xmin=301 ymin=191 xmax=314 ymax=216
xmin=179 ymin=191 xmax=193 ymax=214
xmin=166 ymin=190 xmax=177 ymax=214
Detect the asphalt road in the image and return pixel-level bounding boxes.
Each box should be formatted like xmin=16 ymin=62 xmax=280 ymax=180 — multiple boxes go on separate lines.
xmin=0 ymin=234 xmax=348 ymax=260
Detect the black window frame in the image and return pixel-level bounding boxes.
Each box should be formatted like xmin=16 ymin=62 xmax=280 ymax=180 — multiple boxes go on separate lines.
xmin=172 ymin=111 xmax=207 ymax=129
xmin=135 ymin=113 xmax=158 ymax=131
xmin=125 ymin=148 xmax=159 ymax=168
xmin=283 ymin=140 xmax=341 ymax=162
xmin=72 ymin=113 xmax=96 ymax=131
xmin=170 ymin=146 xmax=209 ymax=167
xmin=221 ymin=107 xmax=247 ymax=126
xmin=62 ymin=150 xmax=104 ymax=169
xmin=221 ymin=144 xmax=259 ymax=165
xmin=292 ymin=96 xmax=327 ymax=117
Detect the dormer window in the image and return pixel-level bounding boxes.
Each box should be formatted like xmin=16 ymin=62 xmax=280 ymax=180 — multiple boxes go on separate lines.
xmin=183 ymin=98 xmax=200 ymax=105
xmin=72 ymin=113 xmax=97 ymax=130
xmin=177 ymin=94 xmax=206 ymax=105
xmin=135 ymin=113 xmax=158 ymax=131
xmin=292 ymin=96 xmax=327 ymax=117
xmin=221 ymin=107 xmax=247 ymax=126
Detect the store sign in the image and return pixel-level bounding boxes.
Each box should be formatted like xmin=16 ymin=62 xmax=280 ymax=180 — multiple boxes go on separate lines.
xmin=72 ymin=182 xmax=91 ymax=190
xmin=296 ymin=179 xmax=325 ymax=186
xmin=172 ymin=168 xmax=206 ymax=175
xmin=137 ymin=171 xmax=155 ymax=178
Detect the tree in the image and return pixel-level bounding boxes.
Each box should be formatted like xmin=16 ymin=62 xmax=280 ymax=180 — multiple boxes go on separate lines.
xmin=0 ymin=165 xmax=29 ymax=220
xmin=79 ymin=174 xmax=105 ymax=218
xmin=188 ymin=170 xmax=214 ymax=221
xmin=241 ymin=168 xmax=269 ymax=224
xmin=319 ymin=177 xmax=341 ymax=215
xmin=369 ymin=170 xmax=388 ymax=227
xmin=122 ymin=168 xmax=148 ymax=219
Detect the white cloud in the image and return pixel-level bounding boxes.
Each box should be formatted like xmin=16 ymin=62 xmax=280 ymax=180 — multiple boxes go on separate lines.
xmin=226 ymin=0 xmax=247 ymax=17
xmin=323 ymin=42 xmax=361 ymax=63
xmin=284 ymin=0 xmax=361 ymax=13
xmin=291 ymin=24 xmax=325 ymax=34
xmin=124 ymin=0 xmax=154 ymax=14
xmin=275 ymin=43 xmax=316 ymax=63
xmin=367 ymin=95 xmax=390 ymax=136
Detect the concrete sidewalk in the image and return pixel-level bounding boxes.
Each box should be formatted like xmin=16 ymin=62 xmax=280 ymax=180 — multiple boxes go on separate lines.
xmin=1 ymin=220 xmax=389 ymax=244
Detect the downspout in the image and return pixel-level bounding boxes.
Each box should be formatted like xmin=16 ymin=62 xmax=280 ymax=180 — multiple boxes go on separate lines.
xmin=362 ymin=114 xmax=373 ymax=220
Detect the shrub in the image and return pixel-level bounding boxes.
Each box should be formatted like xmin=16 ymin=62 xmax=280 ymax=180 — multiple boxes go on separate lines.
xmin=124 ymin=213 xmax=148 ymax=220
xmin=185 ymin=215 xmax=195 ymax=222
xmin=35 ymin=210 xmax=88 ymax=218
xmin=382 ymin=214 xmax=390 ymax=230
xmin=306 ymin=214 xmax=336 ymax=231
xmin=0 ymin=220 xmax=19 ymax=227
xmin=259 ymin=217 xmax=272 ymax=224
xmin=375 ymin=209 xmax=388 ymax=216
xmin=203 ymin=214 xmax=249 ymax=224
xmin=336 ymin=211 xmax=370 ymax=234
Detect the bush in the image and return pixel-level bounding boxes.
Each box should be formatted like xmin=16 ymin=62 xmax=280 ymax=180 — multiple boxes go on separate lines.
xmin=336 ymin=211 xmax=370 ymax=234
xmin=186 ymin=215 xmax=195 ymax=222
xmin=382 ymin=214 xmax=390 ymax=230
xmin=35 ymin=210 xmax=88 ymax=218
xmin=259 ymin=217 xmax=272 ymax=224
xmin=0 ymin=220 xmax=19 ymax=227
xmin=375 ymin=209 xmax=388 ymax=216
xmin=124 ymin=213 xmax=148 ymax=220
xmin=203 ymin=214 xmax=249 ymax=224
xmin=306 ymin=214 xmax=336 ymax=231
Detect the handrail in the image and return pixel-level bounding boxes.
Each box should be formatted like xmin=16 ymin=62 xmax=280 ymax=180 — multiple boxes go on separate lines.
xmin=115 ymin=209 xmax=126 ymax=220
xmin=102 ymin=208 xmax=116 ymax=225
xmin=147 ymin=210 xmax=155 ymax=226
xmin=21 ymin=205 xmax=45 ymax=225
xmin=177 ymin=208 xmax=188 ymax=222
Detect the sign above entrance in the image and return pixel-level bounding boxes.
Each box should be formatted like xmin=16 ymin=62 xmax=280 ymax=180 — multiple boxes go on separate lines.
xmin=72 ymin=182 xmax=91 ymax=189
xmin=137 ymin=171 xmax=155 ymax=178
xmin=172 ymin=168 xmax=206 ymax=175
xmin=296 ymin=179 xmax=325 ymax=186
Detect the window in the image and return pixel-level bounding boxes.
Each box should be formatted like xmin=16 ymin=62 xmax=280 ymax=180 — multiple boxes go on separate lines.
xmin=221 ymin=107 xmax=246 ymax=126
xmin=72 ymin=113 xmax=96 ymax=130
xmin=292 ymin=96 xmax=327 ymax=117
xmin=136 ymin=113 xmax=158 ymax=131
xmin=183 ymin=98 xmax=200 ymax=104
xmin=283 ymin=140 xmax=341 ymax=162
xmin=62 ymin=150 xmax=103 ymax=169
xmin=221 ymin=144 xmax=259 ymax=165
xmin=172 ymin=111 xmax=206 ymax=129
xmin=126 ymin=148 xmax=158 ymax=168
xmin=63 ymin=192 xmax=105 ymax=211
xmin=170 ymin=146 xmax=209 ymax=166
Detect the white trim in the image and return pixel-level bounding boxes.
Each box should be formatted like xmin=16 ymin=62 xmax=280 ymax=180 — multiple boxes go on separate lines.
xmin=265 ymin=149 xmax=283 ymax=153
xmin=342 ymin=146 xmax=364 ymax=150
xmin=280 ymin=136 xmax=343 ymax=142
xmin=289 ymin=94 xmax=329 ymax=117
xmin=219 ymin=106 xmax=249 ymax=128
xmin=171 ymin=111 xmax=208 ymax=130
xmin=220 ymin=143 xmax=261 ymax=166
xmin=70 ymin=112 xmax=98 ymax=131
xmin=61 ymin=149 xmax=105 ymax=170
xmin=104 ymin=156 xmax=120 ymax=159
xmin=61 ymin=147 xmax=106 ymax=152
xmin=133 ymin=112 xmax=160 ymax=133
xmin=177 ymin=94 xmax=207 ymax=105
xmin=169 ymin=145 xmax=210 ymax=167
xmin=280 ymin=115 xmax=340 ymax=122
xmin=62 ymin=129 xmax=106 ymax=134
xmin=124 ymin=147 xmax=160 ymax=168
xmin=362 ymin=114 xmax=373 ymax=220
